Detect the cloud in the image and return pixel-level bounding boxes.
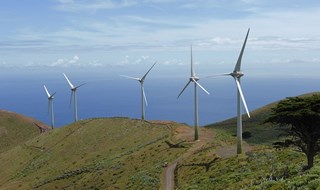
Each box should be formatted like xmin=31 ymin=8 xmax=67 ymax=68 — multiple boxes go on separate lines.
xmin=49 ymin=56 xmax=80 ymax=67
xmin=55 ymin=0 xmax=136 ymax=12
xmin=163 ymin=59 xmax=184 ymax=66
xmin=68 ymin=55 xmax=79 ymax=64
xmin=248 ymin=36 xmax=320 ymax=50
xmin=117 ymin=55 xmax=151 ymax=65
xmin=46 ymin=55 xmax=103 ymax=68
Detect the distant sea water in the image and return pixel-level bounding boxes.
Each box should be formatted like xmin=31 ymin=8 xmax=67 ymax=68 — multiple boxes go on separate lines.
xmin=0 ymin=68 xmax=319 ymax=128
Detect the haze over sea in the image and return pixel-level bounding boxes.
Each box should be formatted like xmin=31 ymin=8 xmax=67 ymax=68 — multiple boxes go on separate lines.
xmin=0 ymin=61 xmax=319 ymax=128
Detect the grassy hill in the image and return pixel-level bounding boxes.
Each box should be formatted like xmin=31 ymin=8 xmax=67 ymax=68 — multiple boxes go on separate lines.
xmin=0 ymin=118 xmax=190 ymax=189
xmin=0 ymin=110 xmax=50 ymax=154
xmin=174 ymin=92 xmax=320 ymax=189
xmin=1 ymin=92 xmax=320 ymax=190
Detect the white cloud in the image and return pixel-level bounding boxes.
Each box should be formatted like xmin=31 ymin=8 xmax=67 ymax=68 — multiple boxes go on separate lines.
xmin=68 ymin=55 xmax=79 ymax=64
xmin=55 ymin=0 xmax=136 ymax=12
xmin=50 ymin=58 xmax=65 ymax=67
xmin=133 ymin=55 xmax=149 ymax=64
xmin=50 ymin=56 xmax=80 ymax=67
xmin=47 ymin=55 xmax=101 ymax=68
xmin=163 ymin=59 xmax=184 ymax=66
xmin=118 ymin=55 xmax=130 ymax=65
xmin=118 ymin=55 xmax=151 ymax=65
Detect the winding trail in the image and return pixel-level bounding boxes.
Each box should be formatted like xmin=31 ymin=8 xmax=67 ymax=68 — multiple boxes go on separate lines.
xmin=161 ymin=126 xmax=254 ymax=190
xmin=161 ymin=127 xmax=214 ymax=190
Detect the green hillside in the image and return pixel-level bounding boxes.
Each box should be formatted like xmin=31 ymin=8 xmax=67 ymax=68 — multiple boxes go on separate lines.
xmin=174 ymin=92 xmax=320 ymax=189
xmin=1 ymin=92 xmax=320 ymax=190
xmin=0 ymin=118 xmax=190 ymax=189
xmin=0 ymin=110 xmax=50 ymax=154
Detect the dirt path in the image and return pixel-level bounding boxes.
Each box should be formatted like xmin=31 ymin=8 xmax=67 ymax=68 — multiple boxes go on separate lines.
xmin=160 ymin=125 xmax=255 ymax=190
xmin=161 ymin=126 xmax=214 ymax=190
xmin=163 ymin=161 xmax=177 ymax=190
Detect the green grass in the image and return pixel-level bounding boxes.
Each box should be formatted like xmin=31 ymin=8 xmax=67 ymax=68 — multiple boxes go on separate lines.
xmin=2 ymin=92 xmax=320 ymax=189
xmin=0 ymin=118 xmax=189 ymax=189
xmin=175 ymin=147 xmax=320 ymax=190
xmin=174 ymin=92 xmax=320 ymax=189
xmin=206 ymin=100 xmax=282 ymax=146
xmin=0 ymin=110 xmax=48 ymax=154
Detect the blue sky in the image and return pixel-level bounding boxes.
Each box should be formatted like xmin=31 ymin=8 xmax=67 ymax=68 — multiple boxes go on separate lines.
xmin=1 ymin=0 xmax=320 ymax=78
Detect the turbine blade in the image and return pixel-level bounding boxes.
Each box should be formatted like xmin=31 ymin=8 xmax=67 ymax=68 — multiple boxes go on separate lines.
xmin=235 ymin=78 xmax=250 ymax=118
xmin=75 ymin=83 xmax=86 ymax=89
xmin=44 ymin=85 xmax=50 ymax=98
xmin=142 ymin=86 xmax=148 ymax=106
xmin=177 ymin=80 xmax=191 ymax=98
xmin=120 ymin=75 xmax=140 ymax=81
xmin=141 ymin=62 xmax=157 ymax=81
xmin=50 ymin=92 xmax=56 ymax=99
xmin=192 ymin=79 xmax=210 ymax=95
xmin=191 ymin=45 xmax=195 ymax=77
xmin=206 ymin=73 xmax=231 ymax=78
xmin=234 ymin=28 xmax=250 ymax=72
xmin=63 ymin=73 xmax=75 ymax=89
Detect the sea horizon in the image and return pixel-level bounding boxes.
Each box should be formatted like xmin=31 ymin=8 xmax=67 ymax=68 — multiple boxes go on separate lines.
xmin=0 ymin=68 xmax=319 ymax=128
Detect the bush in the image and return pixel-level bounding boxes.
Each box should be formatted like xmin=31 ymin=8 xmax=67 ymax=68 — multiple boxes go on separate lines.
xmin=242 ymin=131 xmax=252 ymax=139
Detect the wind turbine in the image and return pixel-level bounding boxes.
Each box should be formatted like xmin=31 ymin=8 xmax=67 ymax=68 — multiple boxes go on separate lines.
xmin=177 ymin=46 xmax=210 ymax=141
xmin=209 ymin=28 xmax=251 ymax=154
xmin=121 ymin=62 xmax=157 ymax=120
xmin=63 ymin=73 xmax=85 ymax=122
xmin=44 ymin=85 xmax=56 ymax=129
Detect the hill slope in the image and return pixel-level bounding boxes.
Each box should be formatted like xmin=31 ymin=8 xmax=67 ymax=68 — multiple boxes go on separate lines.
xmin=174 ymin=92 xmax=320 ymax=189
xmin=1 ymin=92 xmax=320 ymax=189
xmin=0 ymin=110 xmax=50 ymax=154
xmin=0 ymin=118 xmax=190 ymax=189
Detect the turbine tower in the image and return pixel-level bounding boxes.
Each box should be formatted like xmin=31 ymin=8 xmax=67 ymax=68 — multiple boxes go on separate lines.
xmin=177 ymin=46 xmax=210 ymax=141
xmin=44 ymin=85 xmax=56 ymax=129
xmin=210 ymin=28 xmax=251 ymax=154
xmin=63 ymin=73 xmax=85 ymax=122
xmin=121 ymin=62 xmax=157 ymax=120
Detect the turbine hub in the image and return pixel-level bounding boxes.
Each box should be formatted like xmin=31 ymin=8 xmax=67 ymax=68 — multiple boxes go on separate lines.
xmin=231 ymin=71 xmax=244 ymax=78
xmin=190 ymin=76 xmax=199 ymax=81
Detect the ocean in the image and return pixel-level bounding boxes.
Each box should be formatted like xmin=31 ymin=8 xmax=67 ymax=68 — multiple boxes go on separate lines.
xmin=0 ymin=67 xmax=319 ymax=128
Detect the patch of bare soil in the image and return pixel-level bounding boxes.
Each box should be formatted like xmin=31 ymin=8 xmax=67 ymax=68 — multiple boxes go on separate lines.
xmin=161 ymin=126 xmax=214 ymax=190
xmin=215 ymin=141 xmax=254 ymax=158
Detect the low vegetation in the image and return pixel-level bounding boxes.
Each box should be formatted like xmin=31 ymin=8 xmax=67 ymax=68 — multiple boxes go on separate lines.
xmin=0 ymin=110 xmax=48 ymax=154
xmin=174 ymin=92 xmax=320 ymax=189
xmin=1 ymin=92 xmax=320 ymax=189
xmin=0 ymin=118 xmax=189 ymax=189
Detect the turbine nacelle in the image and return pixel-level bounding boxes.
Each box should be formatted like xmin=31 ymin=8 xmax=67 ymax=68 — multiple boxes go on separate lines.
xmin=190 ymin=76 xmax=199 ymax=82
xmin=230 ymin=71 xmax=244 ymax=78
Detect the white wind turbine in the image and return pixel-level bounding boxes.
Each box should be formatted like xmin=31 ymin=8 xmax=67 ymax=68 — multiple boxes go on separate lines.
xmin=44 ymin=85 xmax=56 ymax=129
xmin=121 ymin=62 xmax=157 ymax=120
xmin=178 ymin=46 xmax=210 ymax=141
xmin=210 ymin=28 xmax=251 ymax=154
xmin=63 ymin=73 xmax=85 ymax=122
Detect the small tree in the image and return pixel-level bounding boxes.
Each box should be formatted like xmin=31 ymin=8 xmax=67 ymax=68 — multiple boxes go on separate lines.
xmin=265 ymin=94 xmax=320 ymax=169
